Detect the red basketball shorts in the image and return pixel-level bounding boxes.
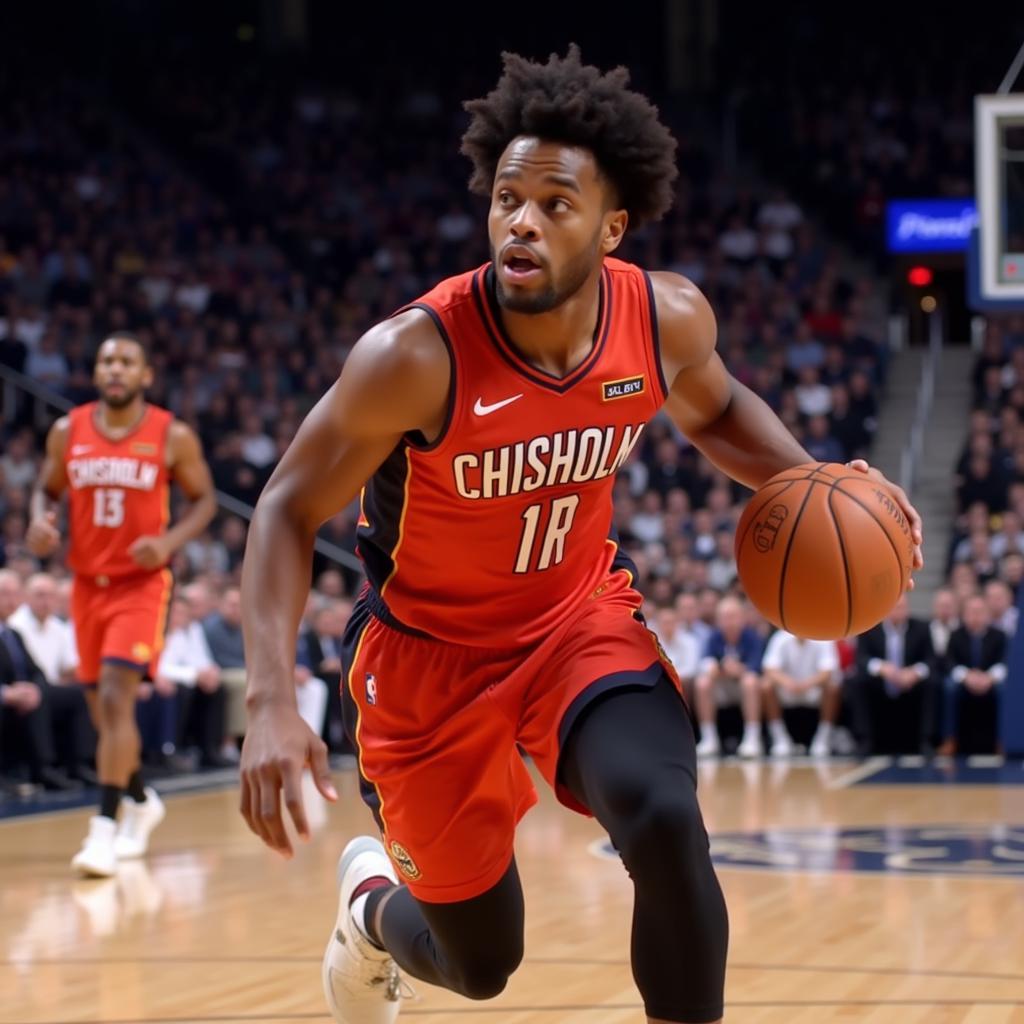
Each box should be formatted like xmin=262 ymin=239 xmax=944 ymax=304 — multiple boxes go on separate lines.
xmin=341 ymin=571 xmax=680 ymax=903
xmin=72 ymin=569 xmax=173 ymax=684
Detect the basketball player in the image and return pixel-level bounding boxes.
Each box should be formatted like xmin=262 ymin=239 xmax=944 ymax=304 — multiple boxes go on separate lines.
xmin=238 ymin=49 xmax=923 ymax=1024
xmin=27 ymin=332 xmax=216 ymax=877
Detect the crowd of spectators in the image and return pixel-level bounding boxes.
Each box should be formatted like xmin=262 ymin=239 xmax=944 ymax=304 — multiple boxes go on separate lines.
xmin=726 ymin=9 xmax=1005 ymax=267
xmin=0 ymin=42 xmax=1017 ymax=792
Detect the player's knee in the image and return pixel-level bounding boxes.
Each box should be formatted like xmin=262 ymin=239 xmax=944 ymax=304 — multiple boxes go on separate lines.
xmin=741 ymin=672 xmax=759 ymax=692
xmin=96 ymin=678 xmax=134 ymax=724
xmin=618 ymin=790 xmax=708 ymax=880
xmin=450 ymin=946 xmax=522 ymax=1001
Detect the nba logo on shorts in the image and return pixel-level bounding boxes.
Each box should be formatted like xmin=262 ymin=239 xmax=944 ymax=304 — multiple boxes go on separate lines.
xmin=365 ymin=673 xmax=377 ymax=706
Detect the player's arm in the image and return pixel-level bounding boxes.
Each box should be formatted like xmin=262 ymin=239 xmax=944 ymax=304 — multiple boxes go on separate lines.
xmin=239 ymin=309 xmax=450 ymax=855
xmin=650 ymin=272 xmax=923 ymax=571
xmin=26 ymin=417 xmax=70 ymax=558
xmin=127 ymin=422 xmax=217 ymax=570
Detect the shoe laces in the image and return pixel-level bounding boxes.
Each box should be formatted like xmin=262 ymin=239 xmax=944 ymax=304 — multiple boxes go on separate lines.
xmin=382 ymin=962 xmax=416 ymax=1003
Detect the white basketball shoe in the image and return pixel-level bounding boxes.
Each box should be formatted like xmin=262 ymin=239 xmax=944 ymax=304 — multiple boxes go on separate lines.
xmin=322 ymin=836 xmax=406 ymax=1023
xmin=71 ymin=816 xmax=118 ymax=877
xmin=114 ymin=788 xmax=166 ymax=859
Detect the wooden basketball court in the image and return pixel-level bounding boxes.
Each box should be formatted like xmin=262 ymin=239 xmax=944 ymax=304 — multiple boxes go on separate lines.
xmin=3 ymin=760 xmax=1024 ymax=1023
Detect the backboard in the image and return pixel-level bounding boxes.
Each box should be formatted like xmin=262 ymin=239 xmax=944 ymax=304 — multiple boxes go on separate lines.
xmin=972 ymin=93 xmax=1024 ymax=310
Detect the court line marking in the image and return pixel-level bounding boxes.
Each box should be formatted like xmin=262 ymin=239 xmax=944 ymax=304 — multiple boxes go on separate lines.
xmin=7 ymin=956 xmax=1024 ymax=985
xmin=20 ymin=999 xmax=1024 ymax=1023
xmin=825 ymin=756 xmax=891 ymax=788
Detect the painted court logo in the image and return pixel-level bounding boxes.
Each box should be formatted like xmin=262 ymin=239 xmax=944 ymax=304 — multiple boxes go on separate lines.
xmin=388 ymin=840 xmax=421 ymax=881
xmin=602 ymin=375 xmax=645 ymax=401
xmin=591 ymin=825 xmax=1024 ymax=876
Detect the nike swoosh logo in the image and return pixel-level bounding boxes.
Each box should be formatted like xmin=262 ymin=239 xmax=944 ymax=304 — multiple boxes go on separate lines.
xmin=473 ymin=394 xmax=524 ymax=416
xmin=70 ymin=445 xmax=93 ymax=455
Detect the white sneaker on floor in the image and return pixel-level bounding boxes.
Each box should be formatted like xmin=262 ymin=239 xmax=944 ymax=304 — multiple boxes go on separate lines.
xmin=114 ymin=788 xmax=166 ymax=859
xmin=770 ymin=734 xmax=794 ymax=759
xmin=809 ymin=734 xmax=832 ymax=759
xmin=737 ymin=733 xmax=764 ymax=759
xmin=696 ymin=733 xmax=720 ymax=758
xmin=322 ymin=836 xmax=404 ymax=1024
xmin=72 ymin=816 xmax=117 ymax=877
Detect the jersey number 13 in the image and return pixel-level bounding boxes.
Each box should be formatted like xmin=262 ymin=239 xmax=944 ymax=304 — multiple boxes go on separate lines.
xmin=93 ymin=487 xmax=126 ymax=528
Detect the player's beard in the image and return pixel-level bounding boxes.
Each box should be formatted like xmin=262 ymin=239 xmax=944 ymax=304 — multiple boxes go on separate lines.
xmin=101 ymin=386 xmax=141 ymax=410
xmin=493 ymin=229 xmax=602 ymax=315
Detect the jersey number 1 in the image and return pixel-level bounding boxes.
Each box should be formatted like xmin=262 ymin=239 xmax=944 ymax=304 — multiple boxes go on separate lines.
xmin=93 ymin=488 xmax=125 ymax=528
xmin=514 ymin=495 xmax=580 ymax=573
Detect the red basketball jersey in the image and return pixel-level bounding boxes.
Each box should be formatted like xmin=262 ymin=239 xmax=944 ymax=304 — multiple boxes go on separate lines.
xmin=64 ymin=402 xmax=173 ymax=579
xmin=357 ymin=258 xmax=668 ymax=646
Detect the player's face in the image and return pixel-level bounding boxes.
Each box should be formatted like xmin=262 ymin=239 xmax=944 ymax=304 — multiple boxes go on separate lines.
xmin=94 ymin=339 xmax=153 ymax=409
xmin=488 ymin=137 xmax=627 ymax=314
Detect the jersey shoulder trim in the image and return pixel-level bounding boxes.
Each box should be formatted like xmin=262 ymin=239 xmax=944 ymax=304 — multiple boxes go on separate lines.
xmin=640 ymin=269 xmax=671 ymax=402
xmin=391 ymin=303 xmax=458 ymax=454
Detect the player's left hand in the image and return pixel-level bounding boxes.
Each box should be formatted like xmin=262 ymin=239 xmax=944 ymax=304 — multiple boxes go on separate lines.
xmin=128 ymin=534 xmax=171 ymax=569
xmin=846 ymin=460 xmax=923 ymax=587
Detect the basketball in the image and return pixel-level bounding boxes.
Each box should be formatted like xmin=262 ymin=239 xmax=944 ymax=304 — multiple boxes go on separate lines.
xmin=735 ymin=463 xmax=915 ymax=640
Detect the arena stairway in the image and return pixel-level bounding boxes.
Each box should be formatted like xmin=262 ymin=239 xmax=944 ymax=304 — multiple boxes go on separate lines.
xmin=869 ymin=345 xmax=975 ymax=616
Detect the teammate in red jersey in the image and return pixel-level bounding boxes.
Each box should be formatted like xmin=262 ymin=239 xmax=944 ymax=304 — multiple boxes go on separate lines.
xmin=239 ymin=49 xmax=923 ymax=1024
xmin=28 ymin=332 xmax=216 ymax=877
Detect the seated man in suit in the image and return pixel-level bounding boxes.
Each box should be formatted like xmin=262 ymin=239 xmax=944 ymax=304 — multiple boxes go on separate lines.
xmin=851 ymin=594 xmax=935 ymax=756
xmin=694 ymin=596 xmax=765 ymax=758
xmin=941 ymin=594 xmax=1007 ymax=755
xmin=298 ymin=597 xmax=350 ymax=752
xmin=0 ymin=570 xmax=91 ymax=789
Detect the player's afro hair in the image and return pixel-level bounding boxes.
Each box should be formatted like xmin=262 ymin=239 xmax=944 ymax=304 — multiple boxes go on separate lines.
xmin=461 ymin=45 xmax=678 ymax=228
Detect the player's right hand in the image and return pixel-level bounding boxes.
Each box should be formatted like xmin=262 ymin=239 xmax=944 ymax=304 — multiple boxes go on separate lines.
xmin=26 ymin=511 xmax=60 ymax=557
xmin=239 ymin=703 xmax=338 ymax=858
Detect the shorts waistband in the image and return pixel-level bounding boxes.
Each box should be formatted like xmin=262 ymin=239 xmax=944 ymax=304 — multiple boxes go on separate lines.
xmin=75 ymin=570 xmax=165 ymax=589
xmin=362 ymin=587 xmax=438 ymax=640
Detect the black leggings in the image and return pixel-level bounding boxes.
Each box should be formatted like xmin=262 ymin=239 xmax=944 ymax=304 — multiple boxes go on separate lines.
xmin=370 ymin=676 xmax=728 ymax=1022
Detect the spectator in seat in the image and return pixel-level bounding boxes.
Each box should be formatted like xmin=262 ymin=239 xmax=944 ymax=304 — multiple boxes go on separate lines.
xmin=24 ymin=330 xmax=69 ymax=391
xmin=706 ymin=530 xmax=737 ymax=591
xmin=984 ymin=579 xmax=1018 ymax=638
xmin=990 ymin=510 xmax=1024 ymax=559
xmin=9 ymin=572 xmax=78 ymax=685
xmin=152 ymin=597 xmax=222 ymax=769
xmin=292 ymin=660 xmax=329 ymax=739
xmin=647 ymin=437 xmax=692 ymax=497
xmin=829 ymin=384 xmax=871 ymax=461
xmin=299 ymin=597 xmax=350 ymax=752
xmin=694 ymin=597 xmax=765 ymax=758
xmin=201 ymin=586 xmax=247 ymax=756
xmin=941 ymin=595 xmax=1007 ymax=755
xmin=652 ymin=607 xmax=700 ymax=697
xmin=1001 ymin=551 xmax=1024 ymax=597
xmin=957 ymin=454 xmax=1007 ymax=513
xmin=761 ymin=629 xmax=840 ymax=758
xmin=794 ymin=367 xmax=832 ymax=418
xmin=803 ymin=414 xmax=845 ymax=464
xmin=0 ymin=569 xmax=91 ymax=788
xmin=851 ymin=595 xmax=935 ymax=756
xmin=674 ymin=591 xmax=712 ymax=653
xmin=0 ymin=431 xmax=38 ymax=492
xmin=929 ymin=588 xmax=959 ymax=661
xmin=786 ymin=321 xmax=825 ymax=374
